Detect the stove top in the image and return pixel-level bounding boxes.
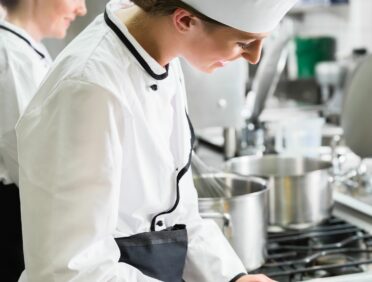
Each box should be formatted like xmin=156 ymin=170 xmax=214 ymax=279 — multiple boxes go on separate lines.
xmin=251 ymin=217 xmax=372 ymax=281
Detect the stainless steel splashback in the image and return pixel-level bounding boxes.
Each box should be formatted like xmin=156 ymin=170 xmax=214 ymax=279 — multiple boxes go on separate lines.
xmin=181 ymin=58 xmax=248 ymax=129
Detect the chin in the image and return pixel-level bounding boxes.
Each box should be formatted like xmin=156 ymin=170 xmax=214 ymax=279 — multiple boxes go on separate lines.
xmin=48 ymin=27 xmax=68 ymax=39
xmin=193 ymin=64 xmax=219 ymax=74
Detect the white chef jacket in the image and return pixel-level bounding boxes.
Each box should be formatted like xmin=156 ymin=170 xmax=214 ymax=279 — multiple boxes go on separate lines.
xmin=0 ymin=20 xmax=51 ymax=186
xmin=16 ymin=3 xmax=247 ymax=282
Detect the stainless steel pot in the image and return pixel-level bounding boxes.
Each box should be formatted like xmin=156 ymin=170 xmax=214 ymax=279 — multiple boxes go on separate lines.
xmin=225 ymin=155 xmax=333 ymax=229
xmin=195 ymin=173 xmax=268 ymax=271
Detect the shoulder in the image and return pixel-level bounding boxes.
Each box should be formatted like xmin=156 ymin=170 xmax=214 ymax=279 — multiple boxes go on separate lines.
xmin=49 ymin=18 xmax=131 ymax=96
xmin=0 ymin=34 xmax=40 ymax=75
xmin=0 ymin=38 xmax=9 ymax=73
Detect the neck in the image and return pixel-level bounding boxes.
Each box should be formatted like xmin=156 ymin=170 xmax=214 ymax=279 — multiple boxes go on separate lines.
xmin=6 ymin=5 xmax=43 ymax=42
xmin=116 ymin=8 xmax=180 ymax=67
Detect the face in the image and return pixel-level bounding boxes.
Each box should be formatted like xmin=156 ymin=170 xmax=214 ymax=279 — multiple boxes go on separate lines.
xmin=35 ymin=0 xmax=87 ymax=39
xmin=180 ymin=17 xmax=268 ymax=73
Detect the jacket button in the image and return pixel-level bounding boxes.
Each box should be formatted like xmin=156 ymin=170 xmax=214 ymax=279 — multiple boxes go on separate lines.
xmin=156 ymin=221 xmax=163 ymax=227
xmin=150 ymin=84 xmax=158 ymax=91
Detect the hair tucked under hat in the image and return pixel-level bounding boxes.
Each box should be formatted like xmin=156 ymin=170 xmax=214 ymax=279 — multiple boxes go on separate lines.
xmin=131 ymin=0 xmax=224 ymax=26
xmin=0 ymin=0 xmax=19 ymax=11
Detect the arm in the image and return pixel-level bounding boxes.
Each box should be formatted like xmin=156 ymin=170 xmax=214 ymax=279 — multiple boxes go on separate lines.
xmin=180 ymin=169 xmax=276 ymax=282
xmin=0 ymin=50 xmax=38 ymax=185
xmin=177 ymin=169 xmax=245 ymax=282
xmin=16 ymin=80 xmax=160 ymax=282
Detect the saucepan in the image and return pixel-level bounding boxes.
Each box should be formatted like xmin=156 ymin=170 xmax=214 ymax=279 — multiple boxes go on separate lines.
xmin=225 ymin=155 xmax=333 ymax=229
xmin=195 ymin=172 xmax=269 ymax=271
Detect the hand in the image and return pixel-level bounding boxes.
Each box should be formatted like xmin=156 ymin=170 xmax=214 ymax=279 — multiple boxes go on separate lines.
xmin=236 ymin=274 xmax=277 ymax=282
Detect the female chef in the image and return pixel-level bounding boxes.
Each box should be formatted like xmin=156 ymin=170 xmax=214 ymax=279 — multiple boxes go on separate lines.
xmin=0 ymin=0 xmax=86 ymax=281
xmin=16 ymin=0 xmax=296 ymax=281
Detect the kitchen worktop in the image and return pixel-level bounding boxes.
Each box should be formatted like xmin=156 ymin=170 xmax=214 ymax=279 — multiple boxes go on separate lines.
xmin=306 ymin=270 xmax=372 ymax=282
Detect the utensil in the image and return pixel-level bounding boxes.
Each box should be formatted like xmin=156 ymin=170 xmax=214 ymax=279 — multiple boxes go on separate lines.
xmin=191 ymin=153 xmax=230 ymax=198
xmin=225 ymin=155 xmax=333 ymax=229
xmin=195 ymin=172 xmax=269 ymax=271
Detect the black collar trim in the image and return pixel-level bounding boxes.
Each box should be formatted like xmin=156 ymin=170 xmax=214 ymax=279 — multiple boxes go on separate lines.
xmin=0 ymin=25 xmax=46 ymax=59
xmin=103 ymin=10 xmax=169 ymax=80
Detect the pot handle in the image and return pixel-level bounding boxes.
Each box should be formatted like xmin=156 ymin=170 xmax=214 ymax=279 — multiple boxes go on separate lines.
xmin=199 ymin=212 xmax=232 ymax=239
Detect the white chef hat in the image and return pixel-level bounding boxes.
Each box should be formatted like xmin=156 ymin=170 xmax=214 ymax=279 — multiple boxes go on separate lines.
xmin=181 ymin=0 xmax=297 ymax=33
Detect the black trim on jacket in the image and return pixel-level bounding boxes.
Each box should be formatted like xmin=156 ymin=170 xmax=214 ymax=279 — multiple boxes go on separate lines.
xmin=103 ymin=10 xmax=169 ymax=80
xmin=0 ymin=25 xmax=46 ymax=59
xmin=150 ymin=112 xmax=195 ymax=231
xmin=230 ymin=273 xmax=247 ymax=282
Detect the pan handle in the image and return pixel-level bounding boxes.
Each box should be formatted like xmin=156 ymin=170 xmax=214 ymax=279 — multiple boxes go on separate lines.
xmin=199 ymin=212 xmax=232 ymax=239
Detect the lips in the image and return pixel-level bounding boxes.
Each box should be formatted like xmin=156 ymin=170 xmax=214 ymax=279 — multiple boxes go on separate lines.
xmin=64 ymin=17 xmax=75 ymax=26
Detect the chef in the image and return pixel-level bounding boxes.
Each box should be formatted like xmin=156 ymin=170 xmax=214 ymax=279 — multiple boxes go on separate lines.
xmin=0 ymin=0 xmax=86 ymax=281
xmin=16 ymin=0 xmax=296 ymax=281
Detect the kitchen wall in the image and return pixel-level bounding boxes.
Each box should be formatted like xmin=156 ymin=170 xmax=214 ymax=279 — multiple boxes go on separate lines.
xmin=294 ymin=0 xmax=372 ymax=58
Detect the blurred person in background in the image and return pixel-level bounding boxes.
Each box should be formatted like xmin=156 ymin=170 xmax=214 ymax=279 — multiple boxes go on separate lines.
xmin=0 ymin=4 xmax=5 ymax=18
xmin=0 ymin=0 xmax=86 ymax=281
xmin=16 ymin=0 xmax=296 ymax=281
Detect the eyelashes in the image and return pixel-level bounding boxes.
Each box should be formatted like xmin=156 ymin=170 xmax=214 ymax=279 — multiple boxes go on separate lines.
xmin=237 ymin=42 xmax=252 ymax=50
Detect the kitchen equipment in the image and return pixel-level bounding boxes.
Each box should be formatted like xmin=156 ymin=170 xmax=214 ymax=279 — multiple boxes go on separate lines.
xmin=274 ymin=117 xmax=325 ymax=157
xmin=191 ymin=153 xmax=229 ymax=198
xmin=251 ymin=217 xmax=372 ymax=281
xmin=315 ymin=61 xmax=348 ymax=118
xmin=181 ymin=57 xmax=248 ymax=159
xmin=245 ymin=21 xmax=293 ymax=123
xmin=342 ymin=54 xmax=372 ymax=159
xmin=195 ymin=172 xmax=269 ymax=271
xmin=225 ymin=155 xmax=333 ymax=229
xmin=295 ymin=36 xmax=336 ymax=78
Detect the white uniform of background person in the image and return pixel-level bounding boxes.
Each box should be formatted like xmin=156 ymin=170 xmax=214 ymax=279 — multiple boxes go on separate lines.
xmin=16 ymin=1 xmax=296 ymax=281
xmin=0 ymin=20 xmax=51 ymax=186
xmin=0 ymin=1 xmax=86 ymax=281
xmin=0 ymin=12 xmax=51 ymax=282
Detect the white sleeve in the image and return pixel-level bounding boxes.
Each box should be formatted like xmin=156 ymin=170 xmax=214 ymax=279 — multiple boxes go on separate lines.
xmin=16 ymin=80 xmax=161 ymax=282
xmin=0 ymin=50 xmax=36 ymax=185
xmin=180 ymin=170 xmax=247 ymax=282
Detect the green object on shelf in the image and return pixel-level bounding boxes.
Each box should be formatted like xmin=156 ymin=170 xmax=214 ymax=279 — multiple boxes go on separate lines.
xmin=295 ymin=36 xmax=336 ymax=78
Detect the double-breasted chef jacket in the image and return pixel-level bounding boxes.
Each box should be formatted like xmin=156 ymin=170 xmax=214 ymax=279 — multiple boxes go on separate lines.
xmin=16 ymin=3 xmax=247 ymax=282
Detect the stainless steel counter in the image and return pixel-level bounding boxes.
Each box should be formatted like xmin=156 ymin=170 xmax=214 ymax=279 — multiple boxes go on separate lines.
xmin=306 ymin=270 xmax=372 ymax=282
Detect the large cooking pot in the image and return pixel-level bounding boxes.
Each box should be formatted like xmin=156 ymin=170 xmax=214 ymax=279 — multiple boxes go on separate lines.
xmin=195 ymin=173 xmax=268 ymax=271
xmin=225 ymin=155 xmax=333 ymax=229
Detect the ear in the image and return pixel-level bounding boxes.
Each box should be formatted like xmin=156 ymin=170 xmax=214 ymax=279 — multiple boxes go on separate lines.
xmin=171 ymin=8 xmax=198 ymax=33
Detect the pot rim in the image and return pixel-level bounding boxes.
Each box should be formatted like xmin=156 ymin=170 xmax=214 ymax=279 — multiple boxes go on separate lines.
xmin=195 ymin=172 xmax=269 ymax=200
xmin=224 ymin=154 xmax=332 ymax=177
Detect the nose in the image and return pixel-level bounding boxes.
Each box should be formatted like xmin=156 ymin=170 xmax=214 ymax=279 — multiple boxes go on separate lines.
xmin=241 ymin=39 xmax=264 ymax=64
xmin=75 ymin=0 xmax=87 ymax=16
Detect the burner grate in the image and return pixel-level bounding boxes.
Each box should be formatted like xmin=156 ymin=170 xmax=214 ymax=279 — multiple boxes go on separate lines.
xmin=251 ymin=217 xmax=372 ymax=281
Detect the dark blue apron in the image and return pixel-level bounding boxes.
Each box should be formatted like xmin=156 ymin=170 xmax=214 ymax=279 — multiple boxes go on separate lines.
xmin=0 ymin=182 xmax=25 ymax=282
xmin=114 ymin=113 xmax=195 ymax=282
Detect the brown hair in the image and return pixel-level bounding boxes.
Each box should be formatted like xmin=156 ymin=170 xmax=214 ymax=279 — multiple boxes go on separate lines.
xmin=0 ymin=0 xmax=19 ymax=11
xmin=131 ymin=0 xmax=226 ymax=27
